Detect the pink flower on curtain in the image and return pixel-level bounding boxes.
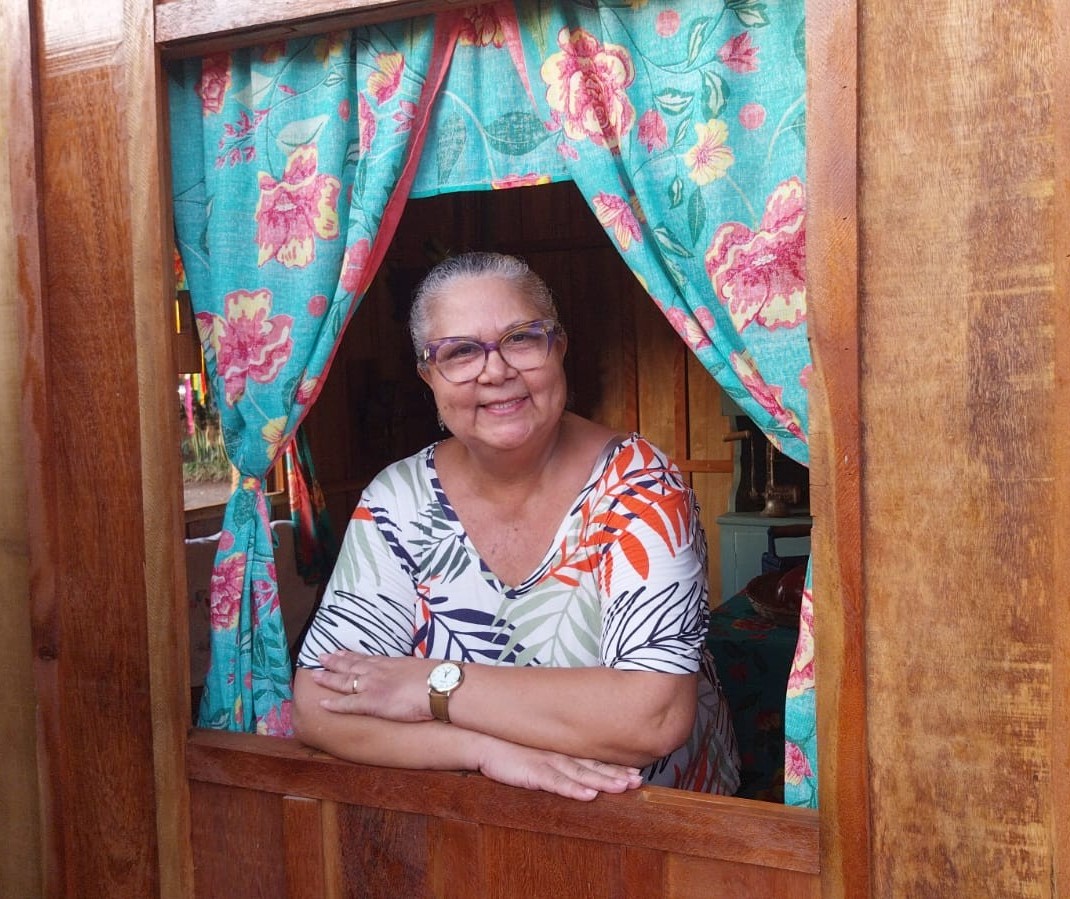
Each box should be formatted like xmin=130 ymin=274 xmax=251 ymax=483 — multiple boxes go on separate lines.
xmin=739 ymin=102 xmax=766 ymax=130
xmin=368 ymin=52 xmax=405 ymax=105
xmin=655 ymin=10 xmax=680 ymax=37
xmin=705 ymin=176 xmax=806 ymax=331
xmin=197 ymin=54 xmax=232 ymax=115
xmin=394 ymin=100 xmax=417 ymax=134
xmin=730 ymin=351 xmax=805 ymax=440
xmin=307 ymin=294 xmax=328 ymax=316
xmin=593 ymin=192 xmax=643 ymax=250
xmin=358 ymin=94 xmax=377 ymax=153
xmin=541 ymin=28 xmax=636 ymax=151
xmin=196 ymin=288 xmax=294 ymax=406
xmin=491 ymin=173 xmax=552 ymax=189
xmin=786 ymin=586 xmax=814 ymax=696
xmin=784 ymin=740 xmax=814 ymax=785
xmin=638 ymin=110 xmax=667 ymax=152
xmin=209 ymin=553 xmax=246 ymax=630
xmin=257 ymin=700 xmax=292 ymax=737
xmin=458 ymin=4 xmax=507 ymax=47
xmin=255 ymin=145 xmax=341 ymax=269
xmin=340 ymin=238 xmax=372 ymax=294
xmin=685 ymin=119 xmax=734 ymax=185
xmin=718 ymin=32 xmax=759 ymax=73
xmin=664 ymin=307 xmax=712 ymax=352
xmin=251 ymin=562 xmax=281 ymax=625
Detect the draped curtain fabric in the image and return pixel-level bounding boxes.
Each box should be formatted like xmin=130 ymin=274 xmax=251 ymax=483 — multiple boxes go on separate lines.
xmin=169 ymin=0 xmax=816 ymax=806
xmin=169 ymin=18 xmax=460 ymax=734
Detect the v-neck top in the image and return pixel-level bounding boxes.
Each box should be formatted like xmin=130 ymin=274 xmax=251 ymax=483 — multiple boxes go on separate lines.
xmin=298 ymin=434 xmax=739 ymax=793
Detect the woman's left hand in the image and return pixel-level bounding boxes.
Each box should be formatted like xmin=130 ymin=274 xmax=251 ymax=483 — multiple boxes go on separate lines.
xmin=311 ymin=650 xmax=437 ymax=722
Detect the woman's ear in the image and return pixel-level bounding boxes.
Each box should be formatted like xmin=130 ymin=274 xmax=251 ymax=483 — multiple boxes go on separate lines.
xmin=417 ymin=364 xmax=433 ymax=387
xmin=557 ymin=329 xmax=568 ymax=359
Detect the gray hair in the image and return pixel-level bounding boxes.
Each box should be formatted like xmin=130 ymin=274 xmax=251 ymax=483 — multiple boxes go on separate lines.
xmin=409 ymin=252 xmax=559 ymax=355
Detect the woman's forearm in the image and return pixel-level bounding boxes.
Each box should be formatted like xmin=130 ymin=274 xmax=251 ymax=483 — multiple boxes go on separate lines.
xmin=292 ymin=669 xmax=645 ymax=801
xmin=445 ymin=665 xmax=698 ymax=767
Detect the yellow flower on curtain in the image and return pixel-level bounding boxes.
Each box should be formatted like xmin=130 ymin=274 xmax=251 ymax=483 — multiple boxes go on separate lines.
xmin=368 ymin=51 xmax=405 ymax=104
xmin=458 ymin=3 xmax=508 ymax=47
xmin=255 ymin=145 xmax=341 ymax=268
xmin=261 ymin=416 xmax=288 ymax=458
xmin=593 ymin=192 xmax=643 ymax=251
xmin=684 ymin=119 xmax=734 ymax=185
xmin=314 ymin=32 xmax=345 ymax=65
xmin=541 ymin=27 xmax=635 ymax=151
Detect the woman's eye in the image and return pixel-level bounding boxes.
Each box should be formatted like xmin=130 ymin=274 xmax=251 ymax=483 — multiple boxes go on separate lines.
xmin=440 ymin=342 xmax=480 ymax=363
xmin=504 ymin=330 xmax=540 ymax=347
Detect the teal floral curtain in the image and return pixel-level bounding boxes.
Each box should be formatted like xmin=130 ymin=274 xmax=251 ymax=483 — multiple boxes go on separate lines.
xmin=169 ymin=18 xmax=459 ymax=734
xmin=168 ymin=0 xmax=817 ymax=806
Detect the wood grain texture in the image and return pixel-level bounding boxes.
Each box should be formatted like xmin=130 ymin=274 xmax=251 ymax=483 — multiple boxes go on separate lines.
xmin=0 ymin=0 xmax=45 ymax=893
xmin=27 ymin=0 xmax=164 ymax=895
xmin=803 ymin=1 xmax=868 ymax=898
xmin=187 ymin=730 xmax=820 ymax=875
xmin=1052 ymin=1 xmax=1070 ymax=892
xmin=156 ymin=0 xmax=467 ymax=58
xmin=859 ymin=3 xmax=1056 ymax=896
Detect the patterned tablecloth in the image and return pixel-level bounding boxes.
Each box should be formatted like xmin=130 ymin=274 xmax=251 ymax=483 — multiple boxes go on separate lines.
xmin=706 ymin=593 xmax=800 ymax=802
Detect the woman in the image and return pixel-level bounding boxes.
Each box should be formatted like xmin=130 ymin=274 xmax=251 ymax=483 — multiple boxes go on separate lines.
xmin=293 ymin=252 xmax=739 ymax=801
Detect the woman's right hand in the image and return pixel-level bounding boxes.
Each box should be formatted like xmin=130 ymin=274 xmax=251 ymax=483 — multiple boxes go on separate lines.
xmin=476 ymin=739 xmax=644 ymax=801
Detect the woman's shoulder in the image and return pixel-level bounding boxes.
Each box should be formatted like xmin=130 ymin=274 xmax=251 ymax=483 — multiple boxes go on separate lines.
xmin=359 ymin=442 xmax=440 ymax=506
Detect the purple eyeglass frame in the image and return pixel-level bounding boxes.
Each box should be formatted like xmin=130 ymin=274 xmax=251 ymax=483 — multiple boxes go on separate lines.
xmin=419 ymin=319 xmax=561 ymax=378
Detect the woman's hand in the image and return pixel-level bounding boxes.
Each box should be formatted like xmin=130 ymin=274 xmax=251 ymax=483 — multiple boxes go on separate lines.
xmin=311 ymin=650 xmax=436 ymax=722
xmin=477 ymin=740 xmax=643 ymax=801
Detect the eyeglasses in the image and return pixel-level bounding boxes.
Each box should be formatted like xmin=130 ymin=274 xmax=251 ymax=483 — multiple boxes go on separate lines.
xmin=420 ymin=319 xmax=562 ymax=384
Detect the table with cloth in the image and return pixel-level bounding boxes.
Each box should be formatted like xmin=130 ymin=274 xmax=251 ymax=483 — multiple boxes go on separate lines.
xmin=706 ymin=593 xmax=800 ymax=802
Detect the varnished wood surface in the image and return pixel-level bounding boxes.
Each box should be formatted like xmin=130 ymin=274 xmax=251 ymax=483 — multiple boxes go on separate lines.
xmin=803 ymin=2 xmax=867 ymax=898
xmin=188 ymin=730 xmax=821 ymax=874
xmin=1 ymin=0 xmax=45 ymax=894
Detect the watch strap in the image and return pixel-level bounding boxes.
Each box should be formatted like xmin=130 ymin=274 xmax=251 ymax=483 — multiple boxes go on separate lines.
xmin=429 ymin=689 xmax=451 ymax=723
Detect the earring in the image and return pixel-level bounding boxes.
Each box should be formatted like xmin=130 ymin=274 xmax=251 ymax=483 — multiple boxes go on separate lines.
xmin=437 ymin=411 xmax=447 ymax=431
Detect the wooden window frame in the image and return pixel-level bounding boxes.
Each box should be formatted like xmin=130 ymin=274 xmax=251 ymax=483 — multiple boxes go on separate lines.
xmin=151 ymin=0 xmax=863 ymax=892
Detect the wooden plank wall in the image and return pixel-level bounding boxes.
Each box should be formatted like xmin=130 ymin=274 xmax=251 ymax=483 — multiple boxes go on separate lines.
xmin=857 ymin=3 xmax=1068 ymax=897
xmin=0 ymin=0 xmax=44 ymax=893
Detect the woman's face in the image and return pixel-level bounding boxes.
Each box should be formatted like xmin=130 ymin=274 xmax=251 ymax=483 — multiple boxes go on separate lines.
xmin=418 ymin=274 xmax=568 ymax=454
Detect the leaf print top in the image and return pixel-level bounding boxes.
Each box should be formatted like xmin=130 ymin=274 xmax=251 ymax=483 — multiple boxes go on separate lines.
xmin=298 ymin=434 xmax=739 ymax=794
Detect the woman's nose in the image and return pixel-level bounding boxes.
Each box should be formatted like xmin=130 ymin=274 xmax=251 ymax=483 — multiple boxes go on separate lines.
xmin=478 ymin=347 xmax=515 ymax=382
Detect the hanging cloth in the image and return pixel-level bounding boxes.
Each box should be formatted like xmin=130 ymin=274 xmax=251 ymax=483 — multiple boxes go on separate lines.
xmin=169 ymin=18 xmax=461 ymax=734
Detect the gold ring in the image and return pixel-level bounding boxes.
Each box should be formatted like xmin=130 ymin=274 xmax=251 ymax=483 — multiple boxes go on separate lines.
xmin=352 ymin=676 xmax=360 ymax=694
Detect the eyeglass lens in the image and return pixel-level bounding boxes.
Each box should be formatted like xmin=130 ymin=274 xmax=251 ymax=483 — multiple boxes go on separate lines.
xmin=435 ymin=324 xmax=553 ymax=383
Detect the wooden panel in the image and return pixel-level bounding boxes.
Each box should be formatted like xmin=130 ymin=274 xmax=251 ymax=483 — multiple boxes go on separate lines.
xmin=0 ymin=0 xmax=44 ymax=892
xmin=190 ymin=781 xmax=286 ymax=898
xmin=283 ymin=796 xmax=327 ymax=899
xmin=859 ymin=3 xmax=1055 ymax=897
xmin=804 ymin=1 xmax=867 ymax=897
xmin=24 ymin=0 xmax=171 ymax=895
xmin=427 ymin=817 xmax=483 ymax=899
xmin=480 ymin=827 xmax=619 ymax=899
xmin=187 ymin=730 xmax=820 ymax=874
xmin=666 ymin=854 xmax=822 ymax=899
xmin=1055 ymin=1 xmax=1070 ymax=890
xmin=334 ymin=804 xmax=430 ymax=898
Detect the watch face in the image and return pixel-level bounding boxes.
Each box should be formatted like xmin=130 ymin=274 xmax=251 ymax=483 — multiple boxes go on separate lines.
xmin=429 ymin=662 xmax=462 ymax=692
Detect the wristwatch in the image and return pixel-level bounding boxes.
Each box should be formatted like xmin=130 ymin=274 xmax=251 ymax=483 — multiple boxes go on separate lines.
xmin=427 ymin=661 xmax=465 ymax=723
